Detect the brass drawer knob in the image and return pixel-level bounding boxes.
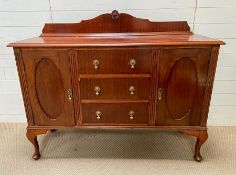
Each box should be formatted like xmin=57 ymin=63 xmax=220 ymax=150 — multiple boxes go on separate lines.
xmin=129 ymin=110 xmax=135 ymax=120
xmin=94 ymin=86 xmax=101 ymax=96
xmin=129 ymin=59 xmax=136 ymax=69
xmin=68 ymin=89 xmax=72 ymax=100
xmin=129 ymin=86 xmax=135 ymax=95
xmin=96 ymin=110 xmax=101 ymax=120
xmin=93 ymin=59 xmax=99 ymax=70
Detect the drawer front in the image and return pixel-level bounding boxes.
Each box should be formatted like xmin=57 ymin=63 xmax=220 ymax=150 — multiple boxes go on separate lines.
xmin=81 ymin=103 xmax=149 ymax=125
xmin=78 ymin=49 xmax=152 ymax=73
xmin=80 ymin=78 xmax=150 ymax=100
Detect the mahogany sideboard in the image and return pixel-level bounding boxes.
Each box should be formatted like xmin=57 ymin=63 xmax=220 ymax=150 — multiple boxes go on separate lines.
xmin=8 ymin=10 xmax=224 ymax=161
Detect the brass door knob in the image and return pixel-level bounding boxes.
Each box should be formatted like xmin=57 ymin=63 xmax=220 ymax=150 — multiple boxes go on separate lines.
xmin=129 ymin=59 xmax=136 ymax=69
xmin=158 ymin=88 xmax=163 ymax=101
xmin=93 ymin=59 xmax=99 ymax=70
xmin=94 ymin=86 xmax=101 ymax=96
xmin=96 ymin=111 xmax=101 ymax=120
xmin=129 ymin=86 xmax=135 ymax=95
xmin=129 ymin=110 xmax=135 ymax=120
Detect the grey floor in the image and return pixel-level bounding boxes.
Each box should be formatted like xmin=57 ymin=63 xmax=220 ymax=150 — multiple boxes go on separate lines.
xmin=0 ymin=123 xmax=235 ymax=175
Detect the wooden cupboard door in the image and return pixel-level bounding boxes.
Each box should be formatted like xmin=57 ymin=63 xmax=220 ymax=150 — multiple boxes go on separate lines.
xmin=21 ymin=49 xmax=75 ymax=126
xmin=156 ymin=48 xmax=211 ymax=126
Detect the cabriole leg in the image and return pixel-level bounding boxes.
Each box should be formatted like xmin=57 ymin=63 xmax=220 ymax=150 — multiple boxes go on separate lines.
xmin=194 ymin=131 xmax=208 ymax=162
xmin=181 ymin=130 xmax=208 ymax=162
xmin=26 ymin=129 xmax=48 ymax=160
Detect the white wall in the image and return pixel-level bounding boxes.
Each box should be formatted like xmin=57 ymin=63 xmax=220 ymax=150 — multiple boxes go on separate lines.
xmin=0 ymin=0 xmax=235 ymax=125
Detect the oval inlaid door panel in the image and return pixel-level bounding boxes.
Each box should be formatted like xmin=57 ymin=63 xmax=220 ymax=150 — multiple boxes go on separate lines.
xmin=165 ymin=57 xmax=197 ymax=120
xmin=156 ymin=48 xmax=211 ymax=126
xmin=35 ymin=58 xmax=65 ymax=119
xmin=21 ymin=49 xmax=75 ymax=126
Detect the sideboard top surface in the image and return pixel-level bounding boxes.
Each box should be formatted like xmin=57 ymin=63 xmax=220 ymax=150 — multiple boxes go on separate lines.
xmin=8 ymin=10 xmax=225 ymax=47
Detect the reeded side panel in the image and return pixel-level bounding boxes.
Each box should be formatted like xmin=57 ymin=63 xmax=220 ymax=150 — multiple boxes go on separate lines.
xmin=165 ymin=57 xmax=197 ymax=120
xmin=14 ymin=48 xmax=34 ymax=125
xmin=35 ymin=58 xmax=65 ymax=119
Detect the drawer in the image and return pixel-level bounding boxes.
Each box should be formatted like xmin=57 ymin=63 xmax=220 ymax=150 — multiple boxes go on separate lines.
xmin=80 ymin=78 xmax=150 ymax=100
xmin=77 ymin=49 xmax=152 ymax=73
xmin=81 ymin=103 xmax=149 ymax=125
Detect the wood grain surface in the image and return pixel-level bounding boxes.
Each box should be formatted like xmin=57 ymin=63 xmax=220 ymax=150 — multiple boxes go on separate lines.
xmin=9 ymin=11 xmax=224 ymax=161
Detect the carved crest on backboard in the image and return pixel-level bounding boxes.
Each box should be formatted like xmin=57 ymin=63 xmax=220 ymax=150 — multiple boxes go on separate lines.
xmin=111 ymin=10 xmax=119 ymax=20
